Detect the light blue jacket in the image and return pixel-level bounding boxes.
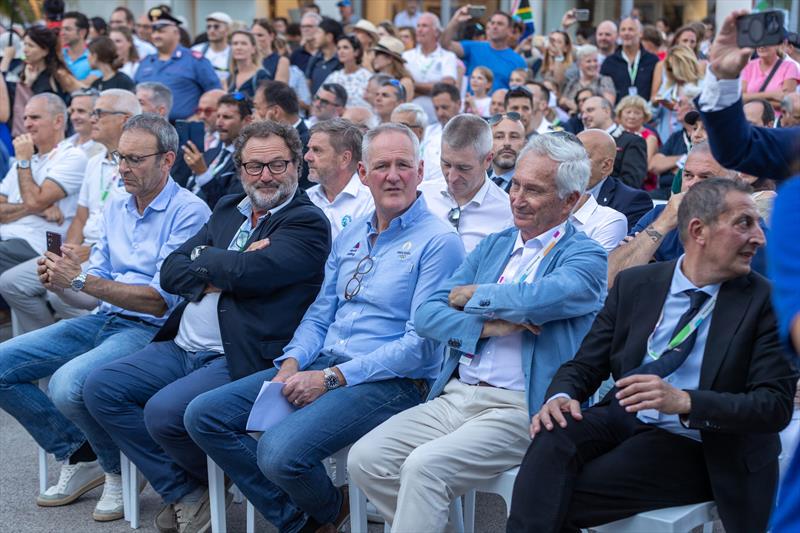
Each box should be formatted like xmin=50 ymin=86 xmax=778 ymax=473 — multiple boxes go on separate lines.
xmin=416 ymin=223 xmax=608 ymax=416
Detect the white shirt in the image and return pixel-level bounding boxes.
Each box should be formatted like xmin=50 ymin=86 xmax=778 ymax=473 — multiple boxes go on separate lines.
xmin=403 ymin=45 xmax=459 ymax=123
xmin=394 ymin=10 xmax=422 ymax=29
xmin=697 ymin=67 xmax=742 ymax=112
xmin=79 ymin=149 xmax=127 ymax=245
xmin=421 ymin=123 xmax=444 ymax=181
xmin=570 ymin=194 xmax=627 ymax=252
xmin=120 ymin=61 xmax=139 ymax=79
xmin=67 ymin=133 xmax=104 ymax=159
xmin=534 ymin=115 xmax=553 ymax=135
xmin=418 ymin=177 xmax=513 ymax=253
xmin=191 ymin=43 xmax=231 ymax=83
xmin=307 ymin=174 xmax=374 ymax=241
xmin=0 ymin=141 xmax=87 ymax=253
xmin=459 ymin=222 xmax=568 ymax=390
xmin=133 ymin=35 xmax=156 ymax=61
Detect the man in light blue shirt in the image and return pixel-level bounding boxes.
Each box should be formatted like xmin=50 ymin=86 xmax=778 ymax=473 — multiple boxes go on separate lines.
xmin=186 ymin=123 xmax=465 ymax=533
xmin=0 ymin=114 xmax=210 ymax=520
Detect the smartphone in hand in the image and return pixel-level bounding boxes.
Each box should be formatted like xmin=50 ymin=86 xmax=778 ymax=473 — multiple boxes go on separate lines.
xmin=46 ymin=231 xmax=62 ymax=256
xmin=736 ymin=11 xmax=785 ymax=48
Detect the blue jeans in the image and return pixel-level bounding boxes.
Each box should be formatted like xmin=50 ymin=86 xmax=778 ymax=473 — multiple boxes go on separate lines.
xmin=185 ymin=354 xmax=428 ymax=533
xmin=84 ymin=341 xmax=231 ymax=503
xmin=0 ymin=312 xmax=157 ymax=473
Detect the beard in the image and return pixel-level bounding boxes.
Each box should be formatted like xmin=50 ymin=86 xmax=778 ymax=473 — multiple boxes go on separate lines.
xmin=243 ymin=178 xmax=296 ymax=212
xmin=494 ymin=152 xmax=517 ymax=171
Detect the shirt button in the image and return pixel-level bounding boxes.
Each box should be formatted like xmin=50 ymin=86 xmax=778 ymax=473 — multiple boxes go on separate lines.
xmin=338 ymin=339 xmax=345 ymax=345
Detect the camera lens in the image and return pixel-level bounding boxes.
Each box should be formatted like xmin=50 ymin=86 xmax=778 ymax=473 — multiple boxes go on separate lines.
xmin=749 ymin=18 xmax=764 ymax=41
xmin=766 ymin=14 xmax=781 ymax=34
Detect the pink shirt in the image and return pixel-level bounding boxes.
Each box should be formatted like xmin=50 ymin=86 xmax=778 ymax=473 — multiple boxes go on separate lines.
xmin=741 ymin=57 xmax=800 ymax=93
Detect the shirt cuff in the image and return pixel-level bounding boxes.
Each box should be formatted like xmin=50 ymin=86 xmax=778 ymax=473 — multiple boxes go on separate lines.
xmin=697 ymin=67 xmax=742 ymax=112
xmin=546 ymin=392 xmax=572 ymax=404
xmin=192 ymin=168 xmax=214 ymax=191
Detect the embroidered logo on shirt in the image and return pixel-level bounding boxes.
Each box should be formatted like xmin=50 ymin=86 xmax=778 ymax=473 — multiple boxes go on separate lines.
xmin=397 ymin=241 xmax=413 ymax=260
xmin=341 ymin=215 xmax=352 ymax=228
xmin=346 ymin=242 xmax=361 ymax=256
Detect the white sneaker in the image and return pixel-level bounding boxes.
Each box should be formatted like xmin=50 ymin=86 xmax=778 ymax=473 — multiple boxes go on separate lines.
xmin=93 ymin=473 xmax=124 ymax=521
xmin=37 ymin=461 xmax=104 ymax=507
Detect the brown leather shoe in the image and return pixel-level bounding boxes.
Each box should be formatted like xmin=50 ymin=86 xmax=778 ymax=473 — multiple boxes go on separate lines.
xmin=315 ymin=485 xmax=350 ymax=533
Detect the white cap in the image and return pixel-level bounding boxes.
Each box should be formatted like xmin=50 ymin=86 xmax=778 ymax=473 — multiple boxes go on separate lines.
xmin=206 ymin=12 xmax=233 ymax=26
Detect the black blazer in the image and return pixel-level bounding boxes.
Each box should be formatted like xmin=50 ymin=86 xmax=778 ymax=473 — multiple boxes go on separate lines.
xmin=596 ymin=176 xmax=653 ymax=231
xmin=295 ymin=120 xmax=312 ymax=190
xmin=546 ymin=260 xmax=796 ymax=533
xmin=610 ymin=125 xmax=648 ymax=189
xmin=197 ymin=145 xmax=241 ymax=210
xmin=601 ymin=45 xmax=659 ymax=104
xmin=155 ymin=189 xmax=332 ymax=380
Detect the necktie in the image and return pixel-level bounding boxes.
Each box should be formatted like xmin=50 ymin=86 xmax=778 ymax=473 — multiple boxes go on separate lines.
xmin=492 ymin=176 xmax=506 ymax=188
xmin=628 ymin=289 xmax=711 ymax=379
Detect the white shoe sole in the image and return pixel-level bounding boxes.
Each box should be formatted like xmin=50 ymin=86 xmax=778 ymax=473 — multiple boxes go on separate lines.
xmin=93 ymin=507 xmax=124 ymax=522
xmin=37 ymin=474 xmax=105 ymax=507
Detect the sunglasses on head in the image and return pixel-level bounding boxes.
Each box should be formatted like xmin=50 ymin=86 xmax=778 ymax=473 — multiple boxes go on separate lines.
xmin=488 ymin=112 xmax=522 ymax=125
xmin=384 ymin=78 xmax=407 ymax=102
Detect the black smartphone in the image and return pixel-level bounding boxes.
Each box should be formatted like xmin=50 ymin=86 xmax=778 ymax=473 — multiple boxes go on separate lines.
xmin=468 ymin=6 xmax=486 ymax=19
xmin=575 ymin=9 xmax=591 ymax=22
xmin=46 ymin=231 xmax=62 ymax=256
xmin=175 ymin=120 xmax=205 ymax=153
xmin=736 ymin=11 xmax=785 ymax=48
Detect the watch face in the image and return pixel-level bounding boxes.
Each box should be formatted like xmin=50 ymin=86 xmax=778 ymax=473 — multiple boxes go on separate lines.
xmin=324 ymin=373 xmax=339 ymax=390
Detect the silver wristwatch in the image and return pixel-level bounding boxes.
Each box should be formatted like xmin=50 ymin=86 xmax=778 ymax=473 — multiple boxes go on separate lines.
xmin=17 ymin=159 xmax=31 ymax=169
xmin=190 ymin=245 xmax=209 ymax=261
xmin=322 ymin=367 xmax=341 ymax=391
xmin=70 ymin=272 xmax=87 ymax=292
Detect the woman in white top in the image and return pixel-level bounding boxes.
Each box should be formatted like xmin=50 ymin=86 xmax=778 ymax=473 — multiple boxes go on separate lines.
xmin=109 ymin=27 xmax=139 ymax=79
xmin=324 ymin=34 xmax=372 ymax=109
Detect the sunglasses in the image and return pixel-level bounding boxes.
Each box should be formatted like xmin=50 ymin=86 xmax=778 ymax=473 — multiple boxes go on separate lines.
xmin=383 ymin=79 xmax=407 ymax=102
xmin=207 ymin=23 xmax=223 ymax=30
xmin=151 ymin=22 xmax=176 ymax=32
xmin=195 ymin=106 xmax=217 ymax=116
xmin=447 ymin=207 xmax=461 ymax=230
xmin=488 ymin=112 xmax=522 ymax=125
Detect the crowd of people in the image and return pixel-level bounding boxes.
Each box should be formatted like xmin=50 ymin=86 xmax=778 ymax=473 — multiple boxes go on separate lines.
xmin=0 ymin=2 xmax=799 ymax=533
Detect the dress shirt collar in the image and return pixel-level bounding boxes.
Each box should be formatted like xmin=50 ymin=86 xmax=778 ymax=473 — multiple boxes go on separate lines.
xmin=438 ymin=176 xmax=492 ymax=207
xmin=671 ymin=255 xmax=722 ymax=299
xmin=126 ymin=177 xmax=178 ymax=215
xmin=510 ymin=221 xmax=568 ymax=255
xmin=571 ymin=194 xmax=599 ymax=226
xmin=366 ymin=192 xmax=429 ymax=234
xmin=236 ymin=187 xmax=296 ymax=221
xmin=606 ymin=123 xmax=619 ymax=135
xmin=588 ymin=177 xmax=607 ymax=199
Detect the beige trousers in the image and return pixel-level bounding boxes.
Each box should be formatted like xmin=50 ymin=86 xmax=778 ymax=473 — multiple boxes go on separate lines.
xmin=348 ymin=378 xmax=531 ymax=533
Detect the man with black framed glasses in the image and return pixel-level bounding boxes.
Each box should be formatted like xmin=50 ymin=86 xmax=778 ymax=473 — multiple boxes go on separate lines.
xmin=83 ymin=120 xmax=330 ymax=532
xmin=0 ymin=114 xmax=210 ymax=521
xmin=185 ymin=123 xmax=464 ymax=533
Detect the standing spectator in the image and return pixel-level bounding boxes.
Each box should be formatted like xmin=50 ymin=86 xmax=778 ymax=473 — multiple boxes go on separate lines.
xmin=594 ymin=21 xmax=618 ymax=64
xmin=741 ymin=44 xmax=799 ymax=115
xmin=337 ymin=0 xmax=354 ymax=26
xmin=61 ymin=11 xmax=101 ymax=84
xmin=560 ymin=45 xmax=616 ymax=114
xmin=251 ymin=19 xmax=290 ymax=83
xmin=538 ymin=30 xmax=574 ymax=90
xmin=109 ymin=27 xmax=140 ymax=79
xmin=290 ymin=12 xmax=322 ymax=73
xmin=398 ymin=26 xmax=415 ymax=50
xmin=135 ymin=13 xmax=155 ymax=45
xmin=650 ymin=46 xmax=705 ymax=142
xmin=464 ymin=66 xmax=492 ymax=117
xmin=670 ymin=25 xmax=703 ymax=59
xmin=641 ymin=25 xmax=667 ymax=61
xmin=324 ymin=35 xmax=371 ymax=109
xmin=441 ymin=8 xmax=526 ymax=92
xmin=88 ymin=17 xmax=107 ymax=41
xmin=109 ymin=6 xmax=156 ymax=59
xmin=394 ymin=0 xmax=423 ymax=29
xmin=226 ymin=31 xmax=269 ymax=98
xmin=88 ymin=36 xmax=135 ymax=92
xmin=306 ymin=18 xmax=343 ymax=97
xmin=403 ymin=12 xmax=458 ymax=124
xmin=422 ymin=82 xmax=460 ymax=181
xmin=191 ymin=12 xmax=233 ymax=85
xmin=601 ymin=17 xmax=659 ymax=103
xmin=371 ymin=36 xmax=414 ymax=102
xmin=135 ymin=8 xmax=221 ymax=121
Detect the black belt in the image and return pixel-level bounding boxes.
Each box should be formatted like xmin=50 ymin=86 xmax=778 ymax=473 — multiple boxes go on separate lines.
xmin=110 ymin=312 xmax=160 ymax=328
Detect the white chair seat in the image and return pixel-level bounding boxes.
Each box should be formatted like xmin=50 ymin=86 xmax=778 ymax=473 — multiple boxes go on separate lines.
xmin=591 ymin=501 xmax=717 ymax=533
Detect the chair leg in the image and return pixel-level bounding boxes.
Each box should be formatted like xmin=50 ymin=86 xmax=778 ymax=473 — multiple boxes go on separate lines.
xmin=231 ymin=485 xmax=244 ymax=504
xmin=349 ymin=483 xmax=369 ymax=533
xmin=208 ymin=456 xmax=227 ymax=533
xmin=37 ymin=379 xmax=50 ymax=496
xmin=120 ymin=453 xmax=130 ymax=523
xmin=129 ymin=459 xmax=140 ymax=529
xmin=463 ymin=490 xmax=476 ymax=533
xmin=246 ymin=500 xmax=255 ymax=533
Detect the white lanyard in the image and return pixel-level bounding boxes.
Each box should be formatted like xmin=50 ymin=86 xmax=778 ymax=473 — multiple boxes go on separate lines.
xmin=645 ymin=293 xmax=717 ymax=361
xmin=498 ymin=228 xmax=565 ymax=285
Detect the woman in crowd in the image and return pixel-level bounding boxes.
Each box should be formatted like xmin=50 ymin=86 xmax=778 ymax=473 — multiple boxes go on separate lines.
xmin=109 ymin=27 xmax=140 ymax=79
xmin=227 ymin=30 xmax=269 ymax=98
xmin=641 ymin=25 xmax=667 ymax=61
xmin=616 ymin=94 xmax=660 ymax=189
xmin=650 ymin=45 xmax=704 ymax=142
xmin=353 ymin=19 xmax=379 ymax=72
xmin=324 ymin=34 xmax=371 ymax=109
xmin=251 ymin=19 xmax=289 ymax=83
xmin=741 ymin=44 xmax=799 ymax=115
xmin=371 ymin=36 xmax=414 ymax=101
xmin=559 ymin=44 xmax=615 ymax=114
xmin=377 ymin=21 xmax=397 ymax=39
xmin=670 ymin=25 xmax=703 ymax=59
xmin=88 ymin=36 xmax=135 ymax=91
xmin=89 ymin=17 xmax=107 ymax=40
xmin=538 ymin=30 xmax=574 ymax=90
xmin=398 ymin=26 xmax=415 ymax=51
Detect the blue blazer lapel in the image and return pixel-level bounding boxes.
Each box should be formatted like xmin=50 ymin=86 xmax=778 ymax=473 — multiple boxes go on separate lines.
xmin=484 ymin=229 xmax=519 ymax=283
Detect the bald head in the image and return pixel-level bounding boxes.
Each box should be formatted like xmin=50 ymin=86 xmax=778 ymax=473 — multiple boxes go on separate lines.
xmin=578 ymin=129 xmax=617 ymax=187
xmin=197 ymin=89 xmax=227 ymax=130
xmin=781 ymin=93 xmax=800 ymax=127
xmin=595 ymin=20 xmax=618 ymax=55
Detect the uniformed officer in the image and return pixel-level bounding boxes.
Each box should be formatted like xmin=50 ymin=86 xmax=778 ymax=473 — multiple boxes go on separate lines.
xmin=134 ymin=7 xmax=221 ymax=121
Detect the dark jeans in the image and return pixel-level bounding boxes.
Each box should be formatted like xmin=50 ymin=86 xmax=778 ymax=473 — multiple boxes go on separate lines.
xmin=84 ymin=341 xmax=231 ymax=502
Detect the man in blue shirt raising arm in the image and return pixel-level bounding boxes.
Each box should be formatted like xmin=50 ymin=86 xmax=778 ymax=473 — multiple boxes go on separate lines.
xmin=185 ymin=123 xmax=465 ymax=533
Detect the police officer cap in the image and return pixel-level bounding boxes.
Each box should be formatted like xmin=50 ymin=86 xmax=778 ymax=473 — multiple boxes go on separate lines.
xmin=148 ymin=5 xmax=181 ymax=25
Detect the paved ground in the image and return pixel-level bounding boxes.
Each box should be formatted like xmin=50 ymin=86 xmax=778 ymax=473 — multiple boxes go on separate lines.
xmin=0 ymin=323 xmax=509 ymax=533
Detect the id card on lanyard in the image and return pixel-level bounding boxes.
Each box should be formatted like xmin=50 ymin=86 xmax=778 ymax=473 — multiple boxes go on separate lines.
xmin=626 ymin=50 xmax=641 ymax=92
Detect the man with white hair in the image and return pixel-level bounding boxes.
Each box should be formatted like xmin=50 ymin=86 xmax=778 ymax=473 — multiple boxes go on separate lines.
xmin=391 ymin=102 xmax=428 ymax=143
xmin=402 ymin=12 xmax=458 ymax=124
xmin=419 ymin=114 xmax=513 ymax=253
xmin=290 ymin=12 xmax=323 ymax=73
xmin=342 ymin=105 xmax=379 ymax=130
xmin=349 ymin=133 xmax=608 ymax=532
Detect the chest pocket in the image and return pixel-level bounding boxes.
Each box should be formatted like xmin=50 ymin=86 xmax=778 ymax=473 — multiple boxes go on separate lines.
xmin=369 ymin=258 xmax=416 ymax=308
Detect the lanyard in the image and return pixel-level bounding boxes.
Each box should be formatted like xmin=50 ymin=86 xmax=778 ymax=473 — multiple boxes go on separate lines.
xmin=625 ymin=50 xmax=641 ymax=85
xmin=498 ymin=228 xmax=564 ymax=285
xmin=645 ymin=293 xmax=717 ymax=361
xmin=99 ymin=161 xmax=119 ymax=204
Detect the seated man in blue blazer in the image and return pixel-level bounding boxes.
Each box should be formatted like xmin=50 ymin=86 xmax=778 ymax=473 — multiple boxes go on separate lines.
xmin=348 ymin=134 xmax=608 ymax=532
xmin=83 ymin=121 xmax=331 ymax=533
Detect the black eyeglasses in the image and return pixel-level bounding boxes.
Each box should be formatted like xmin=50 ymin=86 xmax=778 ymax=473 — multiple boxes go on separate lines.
xmin=241 ymin=159 xmax=292 ymax=176
xmin=314 ymin=95 xmax=337 ymax=107
xmin=488 ymin=112 xmax=522 ymax=125
xmin=447 ymin=207 xmax=461 ymax=230
xmin=91 ymin=109 xmax=129 ymax=119
xmin=344 ymin=255 xmax=374 ymax=301
xmin=111 ymin=151 xmax=166 ymax=166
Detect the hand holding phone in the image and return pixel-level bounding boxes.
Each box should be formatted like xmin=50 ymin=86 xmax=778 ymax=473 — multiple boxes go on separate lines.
xmin=468 ymin=6 xmax=486 ymax=19
xmin=46 ymin=231 xmax=63 ymax=257
xmin=737 ymin=11 xmax=785 ymax=48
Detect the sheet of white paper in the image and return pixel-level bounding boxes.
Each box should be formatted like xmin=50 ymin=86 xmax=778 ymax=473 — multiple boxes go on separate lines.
xmin=246 ymin=381 xmax=298 ymax=432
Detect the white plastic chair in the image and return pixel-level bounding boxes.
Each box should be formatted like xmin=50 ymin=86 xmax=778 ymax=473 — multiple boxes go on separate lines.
xmin=120 ymin=452 xmax=142 ymax=529
xmin=462 ymin=467 xmax=518 ymax=533
xmin=591 ymin=502 xmax=717 ymax=532
xmin=37 ymin=379 xmax=50 ymax=495
xmin=349 ymin=483 xmax=466 ymax=533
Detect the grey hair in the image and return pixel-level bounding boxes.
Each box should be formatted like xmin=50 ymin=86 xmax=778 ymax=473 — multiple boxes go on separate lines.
xmin=301 ymin=12 xmax=323 ymax=26
xmin=69 ymin=90 xmax=99 ymax=108
xmin=518 ymin=133 xmax=591 ymax=199
xmin=677 ymin=177 xmax=753 ymax=243
xmin=309 ymin=118 xmax=363 ymax=168
xmin=137 ymin=82 xmax=173 ymax=115
xmin=392 ymin=103 xmax=428 ymax=130
xmin=101 ymin=89 xmax=142 ymax=115
xmin=122 ymin=113 xmax=179 ymax=155
xmin=420 ymin=12 xmax=442 ymax=32
xmin=362 ymin=123 xmax=420 ymax=171
xmin=576 ymin=44 xmax=599 ymax=62
xmin=30 ymin=93 xmax=67 ymax=124
xmin=234 ymin=120 xmax=304 ymax=171
xmin=687 ymin=141 xmax=738 ymax=179
xmin=441 ymin=114 xmax=492 ymax=159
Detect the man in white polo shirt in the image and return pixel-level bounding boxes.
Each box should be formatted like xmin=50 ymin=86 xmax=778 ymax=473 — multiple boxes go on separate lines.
xmin=304 ymin=119 xmax=373 ymax=239
xmin=569 ymin=192 xmax=627 ymax=252
xmin=419 ymin=114 xmax=513 ymax=253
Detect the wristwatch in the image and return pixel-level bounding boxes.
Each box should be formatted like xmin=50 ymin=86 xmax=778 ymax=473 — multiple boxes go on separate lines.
xmin=17 ymin=159 xmax=31 ymax=169
xmin=70 ymin=272 xmax=88 ymax=292
xmin=190 ymin=245 xmax=209 ymax=261
xmin=322 ymin=368 xmax=341 ymax=391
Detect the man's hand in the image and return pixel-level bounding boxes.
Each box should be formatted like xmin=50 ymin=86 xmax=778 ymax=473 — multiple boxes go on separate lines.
xmin=244 ymin=238 xmax=270 ymax=252
xmin=530 ymin=396 xmax=583 ymax=437
xmin=561 ymin=9 xmax=577 ymax=29
xmin=42 ymin=247 xmax=83 ymax=289
xmin=615 ymin=374 xmax=692 ymax=415
xmin=39 ymin=204 xmax=64 ymax=224
xmin=448 ymin=284 xmax=478 ymax=310
xmin=13 ymin=133 xmax=35 ymax=161
xmin=273 ymin=358 xmax=300 ymax=384
xmin=283 ymin=370 xmax=327 ymax=407
xmin=709 ymin=9 xmax=754 ymax=80
xmin=652 ymin=191 xmax=685 ymax=235
xmin=63 ymin=243 xmax=91 ymax=263
xmin=449 ymin=5 xmax=473 ymax=25
xmin=182 ymin=141 xmax=208 ymax=175
xmin=481 ymin=319 xmax=541 ymax=338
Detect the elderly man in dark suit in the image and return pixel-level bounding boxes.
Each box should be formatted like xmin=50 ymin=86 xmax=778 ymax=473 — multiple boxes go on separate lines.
xmin=83 ymin=121 xmax=331 ymax=533
xmin=506 ymin=178 xmax=796 ymax=533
